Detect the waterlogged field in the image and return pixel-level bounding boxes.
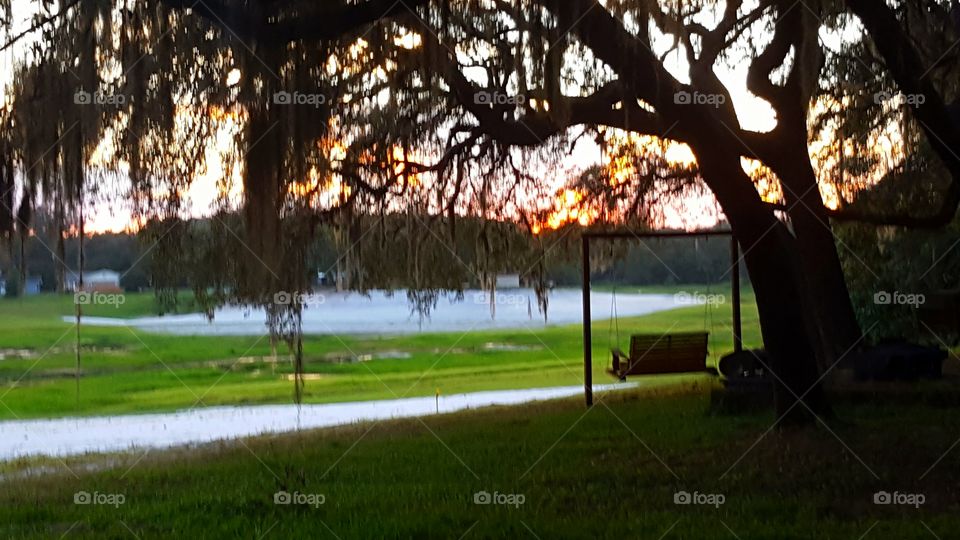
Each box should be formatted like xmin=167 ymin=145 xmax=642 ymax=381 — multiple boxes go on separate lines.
xmin=0 ymin=287 xmax=759 ymax=420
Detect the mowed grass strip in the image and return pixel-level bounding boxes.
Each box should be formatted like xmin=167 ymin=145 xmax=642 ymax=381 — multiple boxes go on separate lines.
xmin=2 ymin=382 xmax=959 ymax=538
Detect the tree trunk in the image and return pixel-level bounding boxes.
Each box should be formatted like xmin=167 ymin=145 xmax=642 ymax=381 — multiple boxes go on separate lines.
xmin=742 ymin=226 xmax=830 ymax=423
xmin=16 ymin=191 xmax=31 ymax=297
xmin=778 ymin=156 xmax=863 ymax=367
xmin=17 ymin=231 xmax=26 ymax=297
xmin=241 ymin=107 xmax=284 ymax=298
xmin=695 ymin=142 xmax=830 ymax=423
xmin=55 ymin=191 xmax=67 ymax=293
xmin=767 ymin=116 xmax=863 ymax=369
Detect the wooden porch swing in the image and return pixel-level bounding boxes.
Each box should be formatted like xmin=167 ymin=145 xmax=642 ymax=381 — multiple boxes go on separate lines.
xmin=580 ymin=230 xmax=744 ymax=406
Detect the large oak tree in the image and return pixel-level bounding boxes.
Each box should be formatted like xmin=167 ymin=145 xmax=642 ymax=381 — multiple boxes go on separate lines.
xmin=3 ymin=0 xmax=958 ymax=421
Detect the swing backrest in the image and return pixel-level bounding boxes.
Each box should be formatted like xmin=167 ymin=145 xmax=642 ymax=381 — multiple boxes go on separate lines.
xmin=625 ymin=331 xmax=709 ymax=375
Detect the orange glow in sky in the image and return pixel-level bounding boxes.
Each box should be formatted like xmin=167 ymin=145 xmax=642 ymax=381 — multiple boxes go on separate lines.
xmin=36 ymin=21 xmax=894 ymax=236
xmin=532 ymin=132 xmax=707 ymax=233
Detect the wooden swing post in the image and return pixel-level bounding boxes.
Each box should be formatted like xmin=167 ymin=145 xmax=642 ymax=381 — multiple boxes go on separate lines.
xmin=731 ymin=237 xmax=743 ymax=353
xmin=582 ymin=235 xmax=592 ymax=407
xmin=581 ymin=229 xmax=740 ymax=408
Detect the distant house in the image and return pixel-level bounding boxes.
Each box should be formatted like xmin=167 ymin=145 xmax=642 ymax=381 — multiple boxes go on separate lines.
xmin=0 ymin=275 xmax=42 ymax=296
xmin=24 ymin=276 xmax=42 ymax=295
xmin=67 ymin=269 xmax=122 ymax=292
xmin=495 ymin=273 xmax=521 ymax=289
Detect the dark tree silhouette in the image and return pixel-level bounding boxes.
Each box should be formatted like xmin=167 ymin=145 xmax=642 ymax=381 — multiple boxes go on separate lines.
xmin=2 ymin=0 xmax=958 ymax=422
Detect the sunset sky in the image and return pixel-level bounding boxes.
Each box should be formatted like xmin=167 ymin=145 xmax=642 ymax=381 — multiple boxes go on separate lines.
xmin=0 ymin=1 xmax=867 ymax=234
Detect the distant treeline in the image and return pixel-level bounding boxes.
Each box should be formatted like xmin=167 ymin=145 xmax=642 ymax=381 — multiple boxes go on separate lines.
xmin=3 ymin=212 xmax=743 ymax=294
xmin=593 ymin=235 xmax=740 ymax=287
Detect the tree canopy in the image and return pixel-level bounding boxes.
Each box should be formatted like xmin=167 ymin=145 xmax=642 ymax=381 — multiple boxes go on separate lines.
xmin=2 ymin=0 xmax=959 ymax=419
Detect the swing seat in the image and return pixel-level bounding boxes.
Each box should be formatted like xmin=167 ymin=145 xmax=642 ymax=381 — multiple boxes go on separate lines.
xmin=609 ymin=332 xmax=710 ymax=380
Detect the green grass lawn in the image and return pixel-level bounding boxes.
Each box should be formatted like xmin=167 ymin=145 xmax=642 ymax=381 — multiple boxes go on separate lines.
xmin=4 ymin=289 xmax=960 ymax=538
xmin=3 ymin=289 xmax=200 ymax=319
xmin=3 ymin=382 xmax=959 ymax=538
xmin=0 ymin=288 xmax=761 ymax=420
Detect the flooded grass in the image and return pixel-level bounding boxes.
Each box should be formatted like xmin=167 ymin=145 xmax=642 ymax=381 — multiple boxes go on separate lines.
xmin=0 ymin=384 xmax=636 ymax=460
xmin=0 ymin=289 xmax=763 ymax=420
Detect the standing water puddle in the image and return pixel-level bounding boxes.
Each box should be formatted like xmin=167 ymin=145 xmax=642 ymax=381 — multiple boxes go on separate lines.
xmin=0 ymin=383 xmax=634 ymax=461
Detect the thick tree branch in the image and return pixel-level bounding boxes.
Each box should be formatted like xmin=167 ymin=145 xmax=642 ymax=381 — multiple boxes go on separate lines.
xmin=157 ymin=0 xmax=429 ymax=45
xmin=847 ymin=0 xmax=960 ymax=227
xmin=537 ymin=0 xmax=768 ymax=160
xmin=697 ymin=0 xmax=743 ymax=69
xmin=437 ymin=47 xmax=675 ymax=146
xmin=745 ymin=4 xmax=793 ymax=112
xmin=541 ymin=0 xmax=681 ymax=111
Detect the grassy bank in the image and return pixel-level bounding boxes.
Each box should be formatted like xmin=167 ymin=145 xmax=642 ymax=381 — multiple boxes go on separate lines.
xmin=0 ymin=288 xmax=759 ymax=420
xmin=3 ymin=382 xmax=959 ymax=538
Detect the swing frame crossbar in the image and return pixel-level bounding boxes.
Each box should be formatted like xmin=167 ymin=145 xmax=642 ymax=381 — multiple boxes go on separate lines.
xmin=581 ymin=230 xmax=743 ymax=407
